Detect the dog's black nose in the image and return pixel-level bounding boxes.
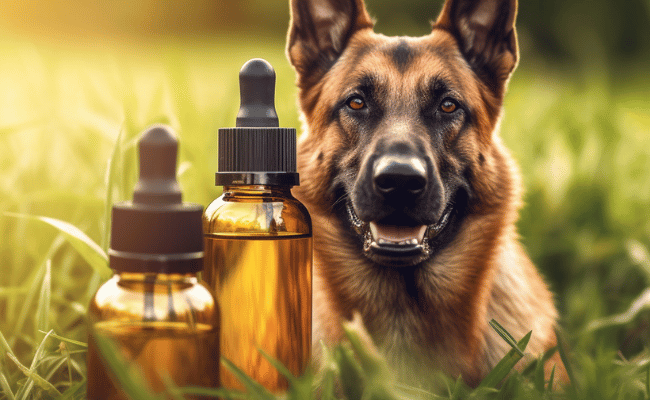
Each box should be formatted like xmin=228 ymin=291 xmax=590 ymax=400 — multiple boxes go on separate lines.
xmin=373 ymin=155 xmax=427 ymax=200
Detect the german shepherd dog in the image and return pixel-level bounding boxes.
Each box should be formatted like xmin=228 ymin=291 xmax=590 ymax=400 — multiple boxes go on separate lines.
xmin=287 ymin=0 xmax=562 ymax=388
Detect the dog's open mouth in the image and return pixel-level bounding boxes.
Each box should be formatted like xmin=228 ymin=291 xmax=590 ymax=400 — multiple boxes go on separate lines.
xmin=346 ymin=201 xmax=452 ymax=267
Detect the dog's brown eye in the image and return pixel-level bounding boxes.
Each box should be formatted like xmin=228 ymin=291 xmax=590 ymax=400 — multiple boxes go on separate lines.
xmin=347 ymin=96 xmax=365 ymax=110
xmin=440 ymin=99 xmax=457 ymax=113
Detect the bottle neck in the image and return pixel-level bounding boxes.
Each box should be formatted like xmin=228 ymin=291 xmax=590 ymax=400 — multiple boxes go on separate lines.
xmin=223 ymin=185 xmax=293 ymax=197
xmin=113 ymin=272 xmax=199 ymax=284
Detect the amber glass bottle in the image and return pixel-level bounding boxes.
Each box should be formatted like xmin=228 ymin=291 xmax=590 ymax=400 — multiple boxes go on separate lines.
xmin=203 ymin=59 xmax=312 ymax=392
xmin=87 ymin=125 xmax=220 ymax=400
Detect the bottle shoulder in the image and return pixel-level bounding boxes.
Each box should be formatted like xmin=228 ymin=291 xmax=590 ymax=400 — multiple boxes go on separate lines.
xmin=204 ymin=188 xmax=311 ymax=236
xmin=89 ymin=275 xmax=219 ymax=327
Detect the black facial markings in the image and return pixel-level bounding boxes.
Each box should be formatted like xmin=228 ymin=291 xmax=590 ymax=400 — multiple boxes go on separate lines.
xmin=432 ymin=80 xmax=452 ymax=106
xmin=358 ymin=75 xmax=378 ymax=99
xmin=328 ymin=101 xmax=341 ymax=124
xmin=389 ymin=41 xmax=415 ymax=74
xmin=329 ymin=149 xmax=347 ymax=195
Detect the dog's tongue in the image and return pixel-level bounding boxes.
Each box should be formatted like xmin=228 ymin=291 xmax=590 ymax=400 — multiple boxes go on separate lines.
xmin=369 ymin=222 xmax=427 ymax=245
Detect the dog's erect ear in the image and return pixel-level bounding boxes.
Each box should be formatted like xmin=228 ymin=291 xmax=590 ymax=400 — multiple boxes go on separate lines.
xmin=287 ymin=0 xmax=374 ymax=84
xmin=434 ymin=0 xmax=518 ymax=95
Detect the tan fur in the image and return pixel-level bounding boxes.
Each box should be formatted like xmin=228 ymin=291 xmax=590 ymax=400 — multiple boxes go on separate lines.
xmin=287 ymin=0 xmax=565 ymax=388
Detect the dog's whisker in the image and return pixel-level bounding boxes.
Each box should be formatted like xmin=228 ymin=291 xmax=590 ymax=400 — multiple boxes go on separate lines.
xmin=329 ymin=193 xmax=349 ymax=213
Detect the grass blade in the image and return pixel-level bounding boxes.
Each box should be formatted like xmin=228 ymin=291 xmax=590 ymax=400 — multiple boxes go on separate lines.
xmin=91 ymin=333 xmax=159 ymax=400
xmin=319 ymin=369 xmax=337 ymax=400
xmin=342 ymin=315 xmax=392 ymax=378
xmin=555 ymin=328 xmax=578 ymax=396
xmin=478 ymin=330 xmax=531 ymax=389
xmin=63 ymin=342 xmax=73 ymax=386
xmin=533 ymin=352 xmax=545 ymax=392
xmin=341 ymin=316 xmax=399 ymax=400
xmin=587 ymin=287 xmax=650 ymax=331
xmin=547 ymin=365 xmax=556 ymax=391
xmin=220 ymin=357 xmax=274 ymax=400
xmin=10 ymin=257 xmax=46 ymax=346
xmin=58 ymin=378 xmax=86 ymax=400
xmin=0 ymin=370 xmax=15 ymax=400
xmin=521 ymin=345 xmax=557 ymax=376
xmin=256 ymin=347 xmax=295 ymax=381
xmin=0 ymin=329 xmax=16 ymax=359
xmin=626 ymin=239 xmax=650 ymax=283
xmin=4 ymin=213 xmax=111 ymax=279
xmin=41 ymin=356 xmax=68 ymax=382
xmin=177 ymin=386 xmax=249 ymax=399
xmin=35 ymin=260 xmax=51 ymax=334
xmin=317 ymin=342 xmax=340 ymax=400
xmin=160 ymin=375 xmax=186 ymax=400
xmin=15 ymin=329 xmax=55 ymax=400
xmin=8 ymin=236 xmax=65 ymax=346
xmin=38 ymin=330 xmax=88 ymax=348
xmin=489 ymin=319 xmax=524 ymax=357
xmin=646 ymin=361 xmax=649 ymax=399
xmin=256 ymin=347 xmax=314 ymax=400
xmin=449 ymin=376 xmax=463 ymax=400
xmin=335 ymin=345 xmax=365 ymax=400
xmin=6 ymin=352 xmax=62 ymax=398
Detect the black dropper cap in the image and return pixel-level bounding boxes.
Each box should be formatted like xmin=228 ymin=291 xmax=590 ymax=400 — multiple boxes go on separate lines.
xmin=215 ymin=58 xmax=299 ymax=187
xmin=109 ymin=125 xmax=203 ymax=273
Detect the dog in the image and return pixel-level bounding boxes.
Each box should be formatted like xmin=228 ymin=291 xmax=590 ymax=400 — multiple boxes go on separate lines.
xmin=287 ymin=0 xmax=563 ymax=389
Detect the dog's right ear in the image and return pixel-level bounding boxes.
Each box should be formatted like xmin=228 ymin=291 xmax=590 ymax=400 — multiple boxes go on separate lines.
xmin=434 ymin=0 xmax=518 ymax=97
xmin=287 ymin=0 xmax=374 ymax=85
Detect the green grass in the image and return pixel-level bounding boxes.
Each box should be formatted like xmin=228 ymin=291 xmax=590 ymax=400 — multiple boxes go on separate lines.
xmin=0 ymin=34 xmax=649 ymax=399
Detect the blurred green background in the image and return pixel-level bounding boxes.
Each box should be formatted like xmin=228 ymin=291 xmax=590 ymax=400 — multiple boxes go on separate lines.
xmin=0 ymin=0 xmax=649 ymax=396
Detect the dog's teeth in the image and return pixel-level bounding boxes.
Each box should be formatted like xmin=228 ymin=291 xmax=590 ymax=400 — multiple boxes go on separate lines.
xmin=416 ymin=225 xmax=427 ymax=243
xmin=374 ymin=237 xmax=419 ymax=246
xmin=369 ymin=223 xmax=428 ymax=246
xmin=369 ymin=222 xmax=379 ymax=240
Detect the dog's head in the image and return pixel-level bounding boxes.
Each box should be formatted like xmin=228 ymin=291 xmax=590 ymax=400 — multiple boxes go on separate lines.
xmin=287 ymin=0 xmax=518 ymax=267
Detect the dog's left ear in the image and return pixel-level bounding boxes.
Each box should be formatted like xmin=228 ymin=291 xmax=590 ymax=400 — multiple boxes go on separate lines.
xmin=434 ymin=0 xmax=518 ymax=95
xmin=287 ymin=0 xmax=374 ymax=86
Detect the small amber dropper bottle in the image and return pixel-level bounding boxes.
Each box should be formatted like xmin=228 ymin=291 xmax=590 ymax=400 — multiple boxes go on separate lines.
xmin=87 ymin=125 xmax=220 ymax=399
xmin=203 ymin=58 xmax=312 ymax=392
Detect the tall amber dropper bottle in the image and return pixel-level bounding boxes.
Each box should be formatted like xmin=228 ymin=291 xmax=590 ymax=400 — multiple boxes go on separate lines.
xmin=87 ymin=125 xmax=220 ymax=399
xmin=203 ymin=58 xmax=312 ymax=392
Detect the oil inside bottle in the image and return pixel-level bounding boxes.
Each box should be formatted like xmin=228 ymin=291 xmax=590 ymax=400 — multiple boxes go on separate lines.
xmin=87 ymin=322 xmax=219 ymax=400
xmin=203 ymin=232 xmax=312 ymax=391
